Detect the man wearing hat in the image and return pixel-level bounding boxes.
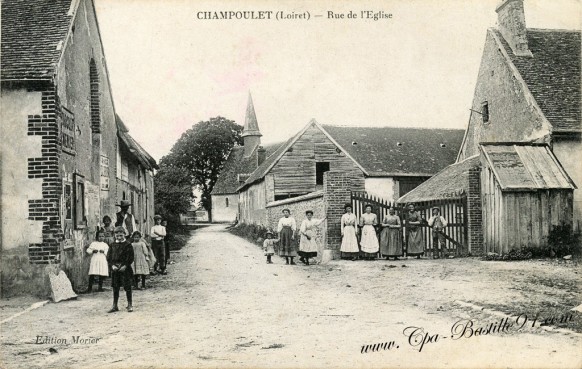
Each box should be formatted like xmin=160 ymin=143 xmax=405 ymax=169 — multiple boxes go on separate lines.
xmin=115 ymin=200 xmax=136 ymax=237
xmin=428 ymin=207 xmax=448 ymax=259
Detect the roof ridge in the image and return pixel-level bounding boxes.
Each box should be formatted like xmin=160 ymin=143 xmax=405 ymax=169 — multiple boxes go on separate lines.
xmin=321 ymin=124 xmax=464 ymax=131
xmin=527 ymin=28 xmax=581 ymax=33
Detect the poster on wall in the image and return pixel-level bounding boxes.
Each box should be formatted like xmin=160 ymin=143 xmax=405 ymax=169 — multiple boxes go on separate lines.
xmin=100 ymin=155 xmax=110 ymax=191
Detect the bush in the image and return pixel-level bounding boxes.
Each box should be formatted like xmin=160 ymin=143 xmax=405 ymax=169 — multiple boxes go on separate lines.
xmin=483 ymin=223 xmax=581 ymax=261
xmin=547 ymin=223 xmax=581 ymax=257
xmin=229 ymin=223 xmax=275 ymax=246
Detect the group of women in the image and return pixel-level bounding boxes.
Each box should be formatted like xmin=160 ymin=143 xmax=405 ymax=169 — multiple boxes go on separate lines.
xmin=273 ymin=203 xmax=425 ymax=264
xmin=277 ymin=209 xmax=326 ymax=265
xmin=340 ymin=203 xmax=424 ymax=261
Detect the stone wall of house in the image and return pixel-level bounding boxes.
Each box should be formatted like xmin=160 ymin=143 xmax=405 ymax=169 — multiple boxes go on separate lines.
xmin=212 ymin=193 xmax=239 ymax=223
xmin=468 ymin=166 xmax=484 ymax=255
xmin=0 ymin=84 xmax=60 ymax=298
xmin=54 ymin=0 xmax=121 ymax=292
xmin=458 ymin=30 xmax=551 ymax=161
xmin=1 ymin=86 xmax=46 ymax=253
xmin=239 ymin=180 xmax=268 ymax=226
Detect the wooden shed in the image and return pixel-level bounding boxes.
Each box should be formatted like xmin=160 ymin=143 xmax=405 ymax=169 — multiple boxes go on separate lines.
xmin=480 ymin=143 xmax=576 ymax=253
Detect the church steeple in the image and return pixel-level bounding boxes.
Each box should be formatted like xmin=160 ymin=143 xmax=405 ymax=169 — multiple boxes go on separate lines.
xmin=241 ymin=92 xmax=262 ymax=157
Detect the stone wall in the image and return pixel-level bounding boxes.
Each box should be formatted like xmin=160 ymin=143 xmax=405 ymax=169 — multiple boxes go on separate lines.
xmin=458 ymin=30 xmax=551 ymax=161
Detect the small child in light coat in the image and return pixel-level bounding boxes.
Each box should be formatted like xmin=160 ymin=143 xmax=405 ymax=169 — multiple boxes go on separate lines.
xmin=428 ymin=207 xmax=448 ymax=259
xmin=131 ymin=231 xmax=150 ymax=290
xmin=85 ymin=231 xmax=109 ymax=293
xmin=263 ymin=231 xmax=279 ymax=264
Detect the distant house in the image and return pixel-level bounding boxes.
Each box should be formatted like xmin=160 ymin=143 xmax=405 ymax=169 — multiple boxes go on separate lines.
xmin=210 ymin=93 xmax=281 ymax=223
xmin=180 ymin=204 xmax=209 ymax=224
xmin=400 ymin=0 xmax=580 ymax=254
xmin=0 ymin=0 xmax=157 ymax=295
xmin=237 ymin=119 xmax=464 ymax=226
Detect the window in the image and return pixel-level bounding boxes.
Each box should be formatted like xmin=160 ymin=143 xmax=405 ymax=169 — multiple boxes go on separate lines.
xmin=74 ymin=174 xmax=86 ymax=229
xmin=316 ymin=162 xmax=330 ymax=186
xmin=398 ymin=177 xmax=428 ymax=197
xmin=481 ymin=101 xmax=489 ymax=124
xmin=121 ymin=159 xmax=129 ymax=182
xmin=225 ymin=198 xmax=229 ymax=207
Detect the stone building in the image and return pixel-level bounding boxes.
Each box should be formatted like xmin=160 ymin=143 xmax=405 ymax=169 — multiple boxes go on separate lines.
xmin=400 ymin=0 xmax=580 ymax=253
xmin=0 ymin=0 xmax=157 ymax=296
xmin=210 ymin=93 xmax=281 ymax=223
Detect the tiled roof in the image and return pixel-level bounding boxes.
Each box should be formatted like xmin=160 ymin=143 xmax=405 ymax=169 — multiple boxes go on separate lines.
xmin=212 ymin=142 xmax=283 ymax=195
xmin=495 ymin=28 xmax=581 ymax=132
xmin=1 ymin=0 xmax=74 ymax=80
xmin=322 ymin=125 xmax=465 ymax=176
xmin=238 ymin=121 xmax=465 ymax=191
xmin=397 ymin=156 xmax=480 ymax=203
xmin=480 ymin=144 xmax=575 ymax=190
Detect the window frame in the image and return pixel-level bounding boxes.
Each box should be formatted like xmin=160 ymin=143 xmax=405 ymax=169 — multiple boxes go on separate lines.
xmin=73 ymin=173 xmax=86 ymax=229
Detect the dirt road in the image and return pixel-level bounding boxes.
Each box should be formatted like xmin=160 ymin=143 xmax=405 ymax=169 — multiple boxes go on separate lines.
xmin=1 ymin=225 xmax=580 ymax=368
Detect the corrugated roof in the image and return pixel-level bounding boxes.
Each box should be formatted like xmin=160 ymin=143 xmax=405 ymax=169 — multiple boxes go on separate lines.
xmin=211 ymin=142 xmax=283 ymax=195
xmin=480 ymin=144 xmax=576 ymax=191
xmin=1 ymin=0 xmax=74 ymax=80
xmin=495 ymin=28 xmax=581 ymax=132
xmin=397 ymin=155 xmax=480 ymax=203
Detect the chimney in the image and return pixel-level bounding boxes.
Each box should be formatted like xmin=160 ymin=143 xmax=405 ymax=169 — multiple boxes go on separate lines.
xmin=257 ymin=146 xmax=266 ymax=166
xmin=495 ymin=0 xmax=532 ymax=57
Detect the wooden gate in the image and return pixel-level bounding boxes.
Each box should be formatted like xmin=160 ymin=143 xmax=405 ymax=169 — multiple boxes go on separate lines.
xmin=351 ymin=192 xmax=468 ymax=257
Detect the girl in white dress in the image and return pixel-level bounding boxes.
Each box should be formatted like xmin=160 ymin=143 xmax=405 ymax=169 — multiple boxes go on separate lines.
xmin=298 ymin=210 xmax=326 ymax=265
xmin=340 ymin=203 xmax=359 ymax=261
xmin=359 ymin=204 xmax=379 ymax=260
xmin=85 ymin=231 xmax=109 ymax=293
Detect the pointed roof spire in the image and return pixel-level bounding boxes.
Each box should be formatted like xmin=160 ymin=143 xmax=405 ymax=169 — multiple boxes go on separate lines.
xmin=241 ymin=92 xmax=262 ymax=138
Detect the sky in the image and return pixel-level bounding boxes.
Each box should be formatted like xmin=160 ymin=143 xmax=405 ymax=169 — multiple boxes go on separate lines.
xmin=94 ymin=0 xmax=581 ymax=161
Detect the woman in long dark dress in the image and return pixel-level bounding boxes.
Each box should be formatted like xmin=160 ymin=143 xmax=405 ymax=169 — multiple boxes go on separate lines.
xmin=405 ymin=204 xmax=424 ymax=259
xmin=379 ymin=207 xmax=403 ymax=260
xmin=277 ymin=209 xmax=297 ymax=265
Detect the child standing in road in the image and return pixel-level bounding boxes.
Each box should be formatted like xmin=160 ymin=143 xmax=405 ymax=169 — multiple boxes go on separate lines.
xmin=85 ymin=231 xmax=109 ymax=293
xmin=263 ymin=231 xmax=279 ymax=264
xmin=131 ymin=231 xmax=150 ymax=290
xmin=107 ymin=226 xmax=134 ymax=313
